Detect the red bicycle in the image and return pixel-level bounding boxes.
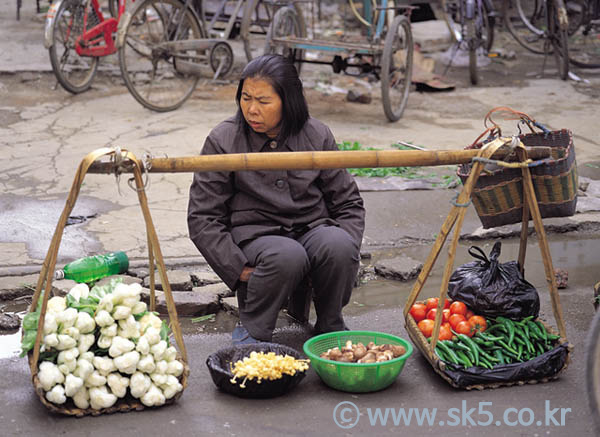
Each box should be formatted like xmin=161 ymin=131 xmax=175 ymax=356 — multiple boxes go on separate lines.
xmin=44 ymin=0 xmax=134 ymax=94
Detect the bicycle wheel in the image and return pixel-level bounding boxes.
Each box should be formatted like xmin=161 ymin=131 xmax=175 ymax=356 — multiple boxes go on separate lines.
xmin=381 ymin=15 xmax=413 ymax=122
xmin=118 ymin=0 xmax=206 ymax=112
xmin=467 ymin=17 xmax=478 ymax=85
xmin=480 ymin=0 xmax=495 ymax=52
xmin=241 ymin=0 xmax=306 ymax=62
xmin=549 ymin=0 xmax=570 ymax=80
xmin=264 ymin=6 xmax=304 ymax=74
xmin=502 ymin=0 xmax=549 ymax=54
xmin=48 ymin=0 xmax=100 ymax=94
xmin=586 ymin=308 xmax=600 ymax=433
xmin=568 ymin=2 xmax=600 ymax=68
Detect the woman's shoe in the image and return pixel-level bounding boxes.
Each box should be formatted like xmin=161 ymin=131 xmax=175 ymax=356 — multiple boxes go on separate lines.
xmin=232 ymin=322 xmax=260 ymax=345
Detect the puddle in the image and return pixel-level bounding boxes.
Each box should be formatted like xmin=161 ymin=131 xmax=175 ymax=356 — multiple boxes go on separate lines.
xmin=2 ymin=235 xmax=599 ymax=347
xmin=0 ymin=301 xmax=27 ymax=359
xmin=0 ymin=194 xmax=116 ymax=262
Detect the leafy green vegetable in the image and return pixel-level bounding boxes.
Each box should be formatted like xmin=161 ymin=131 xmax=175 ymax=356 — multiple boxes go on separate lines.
xmin=159 ymin=320 xmax=171 ymax=342
xmin=66 ymin=294 xmax=97 ymax=316
xmin=191 ymin=314 xmax=216 ymax=323
xmin=20 ymin=297 xmax=42 ymax=357
xmin=337 ymin=141 xmax=420 ymax=178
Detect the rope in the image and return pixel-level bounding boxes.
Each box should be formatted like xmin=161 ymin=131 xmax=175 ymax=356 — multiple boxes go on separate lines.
xmin=450 ymin=192 xmax=471 ymax=207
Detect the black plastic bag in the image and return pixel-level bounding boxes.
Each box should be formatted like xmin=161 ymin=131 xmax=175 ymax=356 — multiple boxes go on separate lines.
xmin=448 ymin=242 xmax=540 ymax=319
xmin=442 ymin=342 xmax=569 ymax=388
xmin=206 ymin=342 xmax=307 ymax=398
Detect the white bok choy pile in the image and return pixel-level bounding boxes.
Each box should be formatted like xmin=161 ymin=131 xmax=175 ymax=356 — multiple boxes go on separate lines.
xmin=21 ymin=279 xmax=184 ymax=409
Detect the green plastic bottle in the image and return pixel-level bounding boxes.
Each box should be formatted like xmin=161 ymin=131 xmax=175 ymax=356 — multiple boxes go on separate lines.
xmin=54 ymin=251 xmax=129 ymax=283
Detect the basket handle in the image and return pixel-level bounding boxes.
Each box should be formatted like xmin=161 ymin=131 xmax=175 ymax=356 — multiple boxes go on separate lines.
xmin=468 ymin=107 xmax=550 ymax=149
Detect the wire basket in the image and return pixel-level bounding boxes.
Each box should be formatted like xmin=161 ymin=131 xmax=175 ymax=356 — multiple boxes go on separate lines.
xmin=303 ymin=331 xmax=413 ymax=393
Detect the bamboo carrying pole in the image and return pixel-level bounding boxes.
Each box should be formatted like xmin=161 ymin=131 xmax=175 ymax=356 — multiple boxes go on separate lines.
xmin=87 ymin=146 xmax=552 ymax=174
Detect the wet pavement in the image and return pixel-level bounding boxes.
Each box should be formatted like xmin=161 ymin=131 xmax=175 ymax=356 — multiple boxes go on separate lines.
xmin=1 ymin=0 xmax=600 ymax=435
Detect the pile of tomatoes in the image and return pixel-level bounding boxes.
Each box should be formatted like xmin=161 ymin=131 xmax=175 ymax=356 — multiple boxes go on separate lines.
xmin=409 ymin=297 xmax=488 ymax=341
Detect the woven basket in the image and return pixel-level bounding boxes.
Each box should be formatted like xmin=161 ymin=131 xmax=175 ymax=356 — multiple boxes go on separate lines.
xmin=457 ymin=129 xmax=578 ymax=229
xmin=28 ymin=353 xmax=190 ymax=417
xmin=26 ymin=148 xmax=190 ymax=416
xmin=405 ymin=313 xmax=571 ymax=390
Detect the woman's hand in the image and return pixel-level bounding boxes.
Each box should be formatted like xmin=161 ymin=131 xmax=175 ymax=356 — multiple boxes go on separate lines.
xmin=240 ymin=266 xmax=255 ymax=282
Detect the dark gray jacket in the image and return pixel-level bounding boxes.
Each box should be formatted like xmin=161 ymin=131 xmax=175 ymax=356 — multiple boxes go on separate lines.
xmin=187 ymin=116 xmax=365 ymax=290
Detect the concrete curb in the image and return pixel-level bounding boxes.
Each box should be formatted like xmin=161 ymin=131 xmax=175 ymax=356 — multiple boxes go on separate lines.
xmin=0 ymin=256 xmax=208 ymax=277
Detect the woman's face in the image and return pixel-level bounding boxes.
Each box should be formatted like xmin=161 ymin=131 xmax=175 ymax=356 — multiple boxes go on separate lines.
xmin=240 ymin=77 xmax=283 ymax=138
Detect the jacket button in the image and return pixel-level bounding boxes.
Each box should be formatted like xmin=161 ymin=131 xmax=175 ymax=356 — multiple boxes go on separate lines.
xmin=270 ymin=141 xmax=277 ymax=149
xmin=276 ymin=179 xmax=285 ymax=188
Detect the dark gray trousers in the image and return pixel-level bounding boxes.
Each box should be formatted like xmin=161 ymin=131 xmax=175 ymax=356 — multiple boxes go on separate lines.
xmin=237 ymin=225 xmax=360 ymax=341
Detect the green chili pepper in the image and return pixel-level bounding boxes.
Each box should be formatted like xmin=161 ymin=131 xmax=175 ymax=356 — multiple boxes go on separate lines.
xmin=477 ymin=333 xmax=505 ymax=342
xmin=516 ymin=343 xmax=523 ymax=360
xmin=457 ymin=334 xmax=480 ymax=366
xmin=455 ymin=350 xmax=473 ymax=368
xmin=536 ymin=341 xmax=546 ymax=356
xmin=535 ymin=321 xmax=548 ymax=342
xmin=478 ymin=355 xmax=493 ymax=369
xmin=449 ymin=339 xmax=472 ymax=353
xmin=498 ymin=339 xmax=519 ymax=355
xmin=437 ymin=340 xmax=460 ymax=365
xmin=494 ymin=349 xmax=505 ymax=365
xmin=472 ymin=337 xmax=494 ymax=348
xmin=496 ymin=317 xmax=516 ymax=346
xmin=527 ymin=320 xmax=543 ymax=340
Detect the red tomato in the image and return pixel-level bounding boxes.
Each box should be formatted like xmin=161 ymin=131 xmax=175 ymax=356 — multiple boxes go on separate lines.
xmin=443 ymin=299 xmax=451 ymax=309
xmin=426 ymin=308 xmax=439 ymax=321
xmin=442 ymin=309 xmax=451 ymax=323
xmin=438 ymin=324 xmax=453 ymax=341
xmin=469 ymin=315 xmax=487 ymax=333
xmin=449 ymin=314 xmax=467 ymax=330
xmin=465 ymin=309 xmax=475 ymax=319
xmin=425 ymin=298 xmax=439 ymax=312
xmin=418 ymin=319 xmax=435 ymax=338
xmin=455 ymin=320 xmax=474 ymax=337
xmin=449 ymin=301 xmax=468 ymax=316
xmin=409 ymin=303 xmax=427 ymax=322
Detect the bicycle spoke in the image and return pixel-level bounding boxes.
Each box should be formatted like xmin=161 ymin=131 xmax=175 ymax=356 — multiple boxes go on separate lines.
xmin=119 ymin=0 xmax=204 ymax=111
xmin=49 ymin=0 xmax=98 ymax=93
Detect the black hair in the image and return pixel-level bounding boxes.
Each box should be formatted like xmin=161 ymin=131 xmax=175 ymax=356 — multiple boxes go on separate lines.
xmin=235 ymin=54 xmax=309 ymax=140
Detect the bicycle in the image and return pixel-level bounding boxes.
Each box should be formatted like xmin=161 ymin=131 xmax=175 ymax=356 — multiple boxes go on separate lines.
xmin=501 ymin=0 xmax=571 ymax=80
xmin=567 ymin=0 xmax=600 ymax=68
xmin=441 ymin=0 xmax=496 ymax=85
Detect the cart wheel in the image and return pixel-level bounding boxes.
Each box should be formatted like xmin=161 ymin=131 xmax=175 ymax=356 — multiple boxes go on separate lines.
xmin=586 ymin=306 xmax=600 ymax=433
xmin=381 ymin=15 xmax=413 ymax=122
xmin=264 ymin=6 xmax=304 ymax=74
xmin=118 ymin=0 xmax=206 ymax=112
xmin=209 ymin=41 xmax=234 ymax=78
xmin=240 ymin=0 xmax=306 ymax=62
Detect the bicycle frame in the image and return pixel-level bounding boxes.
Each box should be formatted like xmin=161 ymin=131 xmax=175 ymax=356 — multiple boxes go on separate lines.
xmin=44 ymin=0 xmax=133 ymax=56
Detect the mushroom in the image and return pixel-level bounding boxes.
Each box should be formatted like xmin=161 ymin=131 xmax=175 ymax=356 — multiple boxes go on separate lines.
xmin=391 ymin=345 xmax=406 ymax=358
xmin=353 ymin=343 xmax=368 ymax=360
xmin=358 ymin=352 xmax=376 ymax=364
